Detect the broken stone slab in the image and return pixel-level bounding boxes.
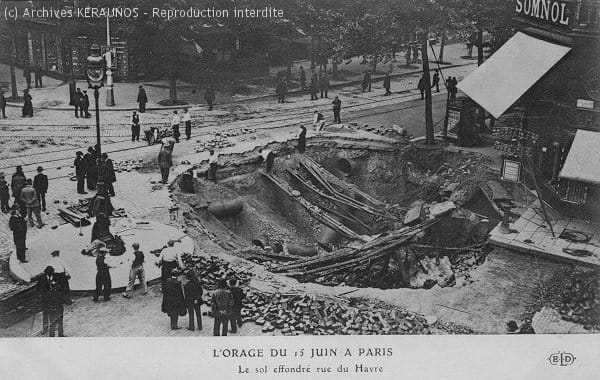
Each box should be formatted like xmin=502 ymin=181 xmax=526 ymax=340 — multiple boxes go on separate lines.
xmin=486 ymin=180 xmax=509 ymax=200
xmin=428 ymin=201 xmax=456 ymax=218
xmin=404 ymin=201 xmax=424 ymax=226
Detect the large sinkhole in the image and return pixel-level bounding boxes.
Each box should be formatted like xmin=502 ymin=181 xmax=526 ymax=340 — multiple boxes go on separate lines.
xmin=176 ymin=140 xmax=495 ymax=290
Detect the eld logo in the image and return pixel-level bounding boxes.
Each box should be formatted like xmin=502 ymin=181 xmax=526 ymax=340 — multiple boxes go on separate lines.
xmin=548 ymin=351 xmax=576 ymax=366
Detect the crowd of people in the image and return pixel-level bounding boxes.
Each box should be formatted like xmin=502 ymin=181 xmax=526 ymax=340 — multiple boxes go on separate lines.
xmin=74 ymin=146 xmax=117 ymax=196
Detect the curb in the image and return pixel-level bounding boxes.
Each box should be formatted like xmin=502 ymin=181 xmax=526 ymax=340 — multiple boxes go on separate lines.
xmin=5 ymin=62 xmax=474 ymax=112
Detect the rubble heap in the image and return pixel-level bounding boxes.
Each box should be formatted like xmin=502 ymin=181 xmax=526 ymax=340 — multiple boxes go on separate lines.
xmin=181 ymin=253 xmax=253 ymax=289
xmin=558 ymin=270 xmax=600 ymax=329
xmin=195 ymin=135 xmax=235 ymax=153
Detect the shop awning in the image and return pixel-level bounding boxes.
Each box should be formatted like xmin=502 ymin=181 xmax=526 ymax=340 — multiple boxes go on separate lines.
xmin=457 ymin=32 xmax=571 ymax=119
xmin=559 ymin=130 xmax=600 ymax=185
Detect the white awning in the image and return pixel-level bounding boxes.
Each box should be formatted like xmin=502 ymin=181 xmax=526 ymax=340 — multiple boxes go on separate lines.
xmin=457 ymin=32 xmax=571 ymax=119
xmin=559 ymin=130 xmax=600 ymax=185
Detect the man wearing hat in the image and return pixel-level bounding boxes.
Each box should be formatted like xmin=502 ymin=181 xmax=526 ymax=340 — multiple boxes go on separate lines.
xmin=0 ymin=172 xmax=10 ymax=213
xmin=212 ymin=279 xmax=233 ymax=336
xmin=0 ymin=89 xmax=7 ymax=118
xmin=33 ymin=166 xmax=48 ymax=212
xmin=93 ymin=248 xmax=114 ymax=302
xmin=9 ymin=209 xmax=27 ymax=262
xmin=123 ymin=242 xmax=147 ymax=298
xmin=156 ymin=239 xmax=183 ymax=291
xmin=20 ymin=178 xmax=43 ymax=228
xmin=74 ymin=151 xmax=87 ymax=195
xmin=49 ymin=250 xmax=72 ymax=304
xmin=183 ymin=268 xmax=203 ymax=331
xmin=162 ymin=268 xmax=186 ymax=330
xmin=137 ymin=85 xmax=147 ymax=113
xmin=38 ymin=266 xmax=65 ymax=337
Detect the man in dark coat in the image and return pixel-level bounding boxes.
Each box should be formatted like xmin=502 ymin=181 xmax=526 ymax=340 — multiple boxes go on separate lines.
xmin=158 ymin=145 xmax=173 ymax=184
xmin=93 ymin=249 xmax=113 ymax=301
xmin=417 ymin=74 xmax=427 ymax=99
xmin=299 ymin=66 xmax=306 ymax=90
xmin=276 ymin=80 xmax=287 ymax=103
xmin=131 ymin=111 xmax=140 ymax=142
xmin=0 ymin=89 xmax=6 ymax=118
xmin=34 ymin=66 xmax=43 ymax=88
xmin=11 ymin=165 xmax=26 ymax=206
xmin=74 ymin=88 xmax=83 ymax=118
xmin=9 ymin=210 xmax=27 ymax=262
xmin=137 ymin=85 xmax=147 ymax=113
xmin=82 ymin=90 xmax=91 ymax=118
xmin=205 ymin=85 xmax=215 ymax=111
xmin=228 ymin=279 xmax=245 ymax=333
xmin=431 ymin=70 xmax=440 ymax=93
xmin=22 ymin=89 xmax=33 ymax=117
xmin=309 ymin=76 xmax=318 ymax=101
xmin=362 ymin=71 xmax=372 ymax=92
xmin=450 ymin=77 xmax=458 ymax=99
xmin=297 ymin=126 xmax=307 ymax=153
xmin=319 ymin=73 xmax=329 ymax=98
xmin=162 ymin=269 xmax=186 ymax=330
xmin=98 ymin=153 xmax=116 ymax=197
xmin=33 ymin=166 xmax=48 ymax=211
xmin=74 ymin=151 xmax=87 ymax=194
xmin=211 ymin=279 xmax=233 ymax=336
xmin=0 ymin=172 xmax=9 ymax=213
xmin=332 ymin=96 xmax=342 ymax=124
xmin=383 ymin=73 xmax=392 ymax=96
xmin=39 ymin=266 xmax=65 ymax=337
xmin=84 ymin=147 xmax=97 ymax=191
xmin=183 ymin=269 xmax=203 ymax=331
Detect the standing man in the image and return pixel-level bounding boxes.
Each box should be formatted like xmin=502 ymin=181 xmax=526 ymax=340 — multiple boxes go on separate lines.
xmin=183 ymin=269 xmax=203 ymax=331
xmin=74 ymin=88 xmax=83 ymax=118
xmin=9 ymin=210 xmax=27 ymax=263
xmin=299 ymin=66 xmax=306 ymax=91
xmin=49 ymin=250 xmax=72 ymax=305
xmin=157 ymin=145 xmax=173 ymax=184
xmin=309 ymin=75 xmax=318 ymax=101
xmin=211 ymin=279 xmax=233 ymax=336
xmin=82 ymin=90 xmax=91 ymax=118
xmin=418 ymin=74 xmax=427 ymax=100
xmin=171 ymin=110 xmax=181 ymax=143
xmin=276 ymin=79 xmax=287 ymax=103
xmin=34 ymin=66 xmax=43 ymax=88
xmin=332 ymin=96 xmax=342 ymax=124
xmin=297 ymin=126 xmax=307 ymax=153
xmin=450 ymin=77 xmax=458 ymax=99
xmin=205 ymin=84 xmax=215 ymax=111
xmin=33 ymin=166 xmax=48 ymax=212
xmin=137 ymin=85 xmax=147 ymax=113
xmin=362 ymin=70 xmax=372 ymax=92
xmin=24 ymin=66 xmax=32 ymax=89
xmin=11 ymin=166 xmax=26 ymax=208
xmin=431 ymin=70 xmax=440 ymax=93
xmin=0 ymin=172 xmax=9 ymax=213
xmin=84 ymin=147 xmax=98 ymax=191
xmin=131 ymin=111 xmax=140 ymax=142
xmin=98 ymin=153 xmax=116 ymax=197
xmin=162 ymin=269 xmax=186 ymax=330
xmin=383 ymin=73 xmax=392 ymax=96
xmin=208 ymin=149 xmax=218 ymax=182
xmin=183 ymin=108 xmax=192 ymax=140
xmin=0 ymin=89 xmax=6 ymax=118
xmin=93 ymin=248 xmax=113 ymax=302
xmin=20 ymin=179 xmax=43 ymax=228
xmin=156 ymin=239 xmax=183 ymax=292
xmin=39 ymin=266 xmax=65 ymax=337
xmin=122 ymin=242 xmax=147 ymax=298
xmin=319 ymin=73 xmax=328 ymax=99
xmin=74 ymin=151 xmax=87 ymax=194
xmin=228 ymin=279 xmax=245 ymax=334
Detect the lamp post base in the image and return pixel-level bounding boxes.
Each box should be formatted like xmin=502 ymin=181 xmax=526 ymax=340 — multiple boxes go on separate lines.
xmin=105 ymin=86 xmax=115 ymax=107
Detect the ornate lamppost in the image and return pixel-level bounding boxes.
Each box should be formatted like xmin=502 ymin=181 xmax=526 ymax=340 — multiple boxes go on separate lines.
xmin=86 ymin=44 xmax=106 ymax=156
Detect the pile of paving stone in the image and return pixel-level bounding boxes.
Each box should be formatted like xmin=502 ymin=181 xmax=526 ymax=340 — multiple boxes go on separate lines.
xmin=235 ymin=292 xmax=432 ymax=335
xmin=194 ymin=135 xmax=235 ymax=153
xmin=558 ymin=270 xmax=600 ymax=329
xmin=215 ymin=128 xmax=255 ymax=138
xmin=114 ymin=159 xmax=144 ymax=173
xmin=181 ymin=253 xmax=252 ymax=290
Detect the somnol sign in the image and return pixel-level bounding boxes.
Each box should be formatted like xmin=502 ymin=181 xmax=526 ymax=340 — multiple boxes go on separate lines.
xmin=515 ymin=0 xmax=570 ymax=26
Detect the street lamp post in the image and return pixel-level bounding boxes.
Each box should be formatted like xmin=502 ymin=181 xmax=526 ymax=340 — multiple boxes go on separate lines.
xmin=86 ymin=44 xmax=106 ymax=157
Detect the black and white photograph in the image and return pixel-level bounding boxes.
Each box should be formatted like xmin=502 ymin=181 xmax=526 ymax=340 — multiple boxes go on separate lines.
xmin=0 ymin=0 xmax=599 ymax=378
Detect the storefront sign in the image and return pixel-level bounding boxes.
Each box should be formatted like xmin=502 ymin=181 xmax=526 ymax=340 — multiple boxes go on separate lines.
xmin=515 ymin=0 xmax=570 ymax=27
xmin=502 ymin=159 xmax=522 ymax=182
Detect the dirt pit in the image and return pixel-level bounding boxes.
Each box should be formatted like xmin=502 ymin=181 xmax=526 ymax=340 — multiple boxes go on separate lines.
xmin=175 ymin=140 xmax=495 ymax=290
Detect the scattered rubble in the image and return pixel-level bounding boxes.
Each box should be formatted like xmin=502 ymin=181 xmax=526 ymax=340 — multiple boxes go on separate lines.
xmin=557 ymin=269 xmax=600 ymax=330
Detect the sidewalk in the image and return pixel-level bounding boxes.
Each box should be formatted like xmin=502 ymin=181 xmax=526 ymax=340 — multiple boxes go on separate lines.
xmin=1 ymin=43 xmax=473 ymax=112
